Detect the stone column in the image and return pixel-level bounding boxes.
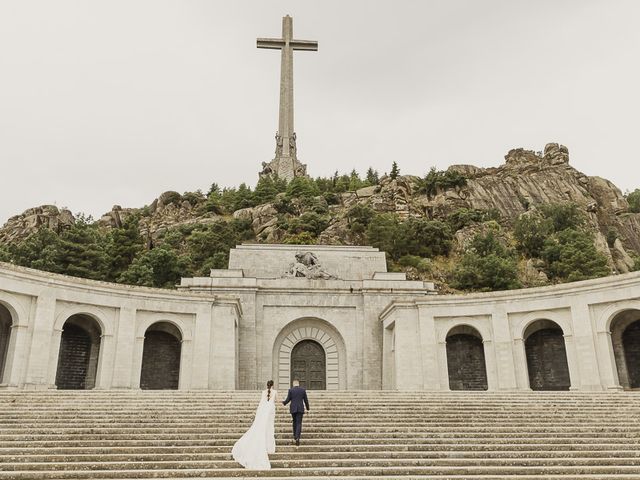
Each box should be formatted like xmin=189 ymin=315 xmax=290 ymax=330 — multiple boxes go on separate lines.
xmin=393 ymin=306 xmax=423 ymax=390
xmin=208 ymin=304 xmax=238 ymax=390
xmin=569 ymin=302 xmax=603 ymax=390
xmin=436 ymin=339 xmax=449 ymax=391
xmin=130 ymin=334 xmax=145 ymax=389
xmin=417 ymin=306 xmax=441 ymax=390
xmin=95 ymin=333 xmax=114 ymax=389
xmin=596 ymin=330 xmax=623 ymax=390
xmin=111 ymin=304 xmax=137 ymax=389
xmin=482 ymin=339 xmax=499 ymax=391
xmin=189 ymin=305 xmax=213 ymax=390
xmin=563 ymin=333 xmax=581 ymax=391
xmin=2 ymin=323 xmax=29 ymax=388
xmin=490 ymin=308 xmax=518 ymax=390
xmin=24 ymin=293 xmax=57 ymax=389
xmin=512 ymin=337 xmax=531 ymax=390
xmin=178 ymin=338 xmax=193 ymax=390
xmin=46 ymin=327 xmax=63 ymax=388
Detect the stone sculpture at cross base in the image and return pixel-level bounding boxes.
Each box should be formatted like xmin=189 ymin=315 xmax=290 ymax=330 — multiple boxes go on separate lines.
xmin=257 ymin=15 xmax=316 ymax=181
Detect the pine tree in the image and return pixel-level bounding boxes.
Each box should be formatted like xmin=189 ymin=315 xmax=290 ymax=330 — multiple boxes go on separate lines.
xmin=365 ymin=167 xmax=379 ymax=185
xmin=390 ymin=161 xmax=400 ymax=180
xmin=106 ymin=216 xmax=144 ymax=282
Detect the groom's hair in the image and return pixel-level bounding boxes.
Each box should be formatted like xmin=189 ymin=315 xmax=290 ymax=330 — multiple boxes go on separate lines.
xmin=292 ymin=379 xmax=300 ymax=386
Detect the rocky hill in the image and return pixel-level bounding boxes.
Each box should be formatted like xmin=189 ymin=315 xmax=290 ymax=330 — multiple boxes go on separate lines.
xmin=1 ymin=143 xmax=639 ymax=291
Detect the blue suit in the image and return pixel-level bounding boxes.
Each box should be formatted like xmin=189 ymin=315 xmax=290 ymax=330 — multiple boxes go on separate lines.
xmin=282 ymin=386 xmax=309 ymax=441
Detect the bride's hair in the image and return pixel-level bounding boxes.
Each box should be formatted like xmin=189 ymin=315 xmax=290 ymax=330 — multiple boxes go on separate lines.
xmin=266 ymin=379 xmax=274 ymax=400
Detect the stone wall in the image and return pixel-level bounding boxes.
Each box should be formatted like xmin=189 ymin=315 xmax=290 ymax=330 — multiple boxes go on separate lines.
xmin=1 ymin=254 xmax=640 ymax=392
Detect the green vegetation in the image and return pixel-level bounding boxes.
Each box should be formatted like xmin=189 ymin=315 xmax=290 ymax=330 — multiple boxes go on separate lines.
xmin=626 ymin=189 xmax=640 ymax=213
xmin=514 ymin=203 xmax=610 ymax=283
xmin=417 ymin=167 xmax=467 ymax=198
xmin=5 ymin=215 xmax=254 ymax=289
xmin=0 ymin=167 xmax=623 ymax=294
xmin=389 ymin=162 xmax=400 ymax=180
xmin=365 ymin=214 xmax=453 ymax=261
xmin=452 ymin=230 xmax=521 ymax=292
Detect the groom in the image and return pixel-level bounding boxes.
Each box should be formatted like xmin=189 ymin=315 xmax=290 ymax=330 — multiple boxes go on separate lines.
xmin=282 ymin=379 xmax=309 ymax=446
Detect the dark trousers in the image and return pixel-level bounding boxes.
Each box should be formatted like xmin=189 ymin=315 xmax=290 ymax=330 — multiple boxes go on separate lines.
xmin=291 ymin=412 xmax=304 ymax=439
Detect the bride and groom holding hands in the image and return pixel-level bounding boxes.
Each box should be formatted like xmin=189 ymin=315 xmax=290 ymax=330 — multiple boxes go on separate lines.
xmin=232 ymin=379 xmax=310 ymax=470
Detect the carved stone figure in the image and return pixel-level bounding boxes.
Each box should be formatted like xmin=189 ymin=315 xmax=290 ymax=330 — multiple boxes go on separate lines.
xmin=284 ymin=251 xmax=336 ymax=279
xmin=275 ymin=131 xmax=283 ymax=156
xmin=289 ymin=132 xmax=297 ymax=157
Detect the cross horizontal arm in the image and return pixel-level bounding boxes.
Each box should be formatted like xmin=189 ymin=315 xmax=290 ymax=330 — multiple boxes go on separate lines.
xmin=291 ymin=40 xmax=318 ymax=51
xmin=257 ymin=38 xmax=285 ymax=49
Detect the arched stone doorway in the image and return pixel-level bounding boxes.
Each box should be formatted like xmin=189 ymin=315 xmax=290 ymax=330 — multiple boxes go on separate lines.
xmin=524 ymin=319 xmax=571 ymax=391
xmin=0 ymin=304 xmax=12 ymax=384
xmin=291 ymin=339 xmax=326 ymax=390
xmin=446 ymin=325 xmax=488 ymax=391
xmin=140 ymin=321 xmax=181 ymax=390
xmin=610 ymin=309 xmax=640 ymax=389
xmin=55 ymin=314 xmax=102 ymax=390
xmin=273 ymin=318 xmax=346 ymax=391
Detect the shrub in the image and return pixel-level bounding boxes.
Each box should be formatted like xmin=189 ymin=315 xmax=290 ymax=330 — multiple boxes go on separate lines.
xmin=418 ymin=167 xmax=467 ymax=198
xmin=541 ymin=229 xmax=610 ymax=282
xmin=282 ymin=232 xmax=317 ymax=245
xmin=627 ymin=189 xmax=640 ymax=213
xmin=452 ymin=231 xmax=520 ymax=291
xmin=447 ymin=208 xmax=501 ymax=232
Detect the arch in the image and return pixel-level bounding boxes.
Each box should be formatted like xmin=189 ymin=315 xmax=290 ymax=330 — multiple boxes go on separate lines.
xmin=55 ymin=314 xmax=102 ymax=390
xmin=445 ymin=325 xmax=488 ymax=391
xmin=273 ymin=318 xmax=346 ymax=391
xmin=0 ymin=303 xmax=13 ymax=383
xmin=140 ymin=321 xmax=182 ymax=390
xmin=524 ymin=319 xmax=570 ymax=391
xmin=291 ymin=339 xmax=326 ymax=390
xmin=609 ymin=309 xmax=640 ymax=389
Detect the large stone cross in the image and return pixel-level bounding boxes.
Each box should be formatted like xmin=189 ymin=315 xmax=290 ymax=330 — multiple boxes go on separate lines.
xmin=257 ymin=15 xmax=317 ymax=180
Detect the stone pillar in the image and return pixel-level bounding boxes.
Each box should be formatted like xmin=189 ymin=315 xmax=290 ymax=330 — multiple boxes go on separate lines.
xmin=46 ymin=327 xmax=63 ymax=388
xmin=130 ymin=334 xmax=145 ymax=389
xmin=190 ymin=305 xmax=213 ymax=390
xmin=436 ymin=339 xmax=449 ymax=391
xmin=491 ymin=309 xmax=518 ymax=390
xmin=393 ymin=306 xmax=423 ymax=390
xmin=111 ymin=305 xmax=136 ymax=389
xmin=569 ymin=302 xmax=603 ymax=390
xmin=209 ymin=304 xmax=238 ymax=390
xmin=596 ymin=330 xmax=623 ymax=390
xmin=483 ymin=339 xmax=499 ymax=391
xmin=417 ymin=306 xmax=441 ymax=390
xmin=24 ymin=293 xmax=57 ymax=389
xmin=512 ymin=337 xmax=531 ymax=390
xmin=95 ymin=333 xmax=114 ymax=389
xmin=2 ymin=323 xmax=29 ymax=388
xmin=178 ymin=338 xmax=193 ymax=390
xmin=563 ymin=333 xmax=581 ymax=391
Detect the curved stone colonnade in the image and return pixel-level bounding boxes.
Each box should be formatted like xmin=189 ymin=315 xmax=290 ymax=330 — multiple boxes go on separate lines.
xmin=0 ymin=263 xmax=240 ymax=390
xmin=381 ymin=271 xmax=640 ymax=391
xmin=1 ymin=260 xmax=639 ymax=392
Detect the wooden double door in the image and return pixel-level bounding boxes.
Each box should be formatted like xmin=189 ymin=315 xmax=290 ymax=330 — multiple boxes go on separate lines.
xmin=291 ymin=340 xmax=326 ymax=390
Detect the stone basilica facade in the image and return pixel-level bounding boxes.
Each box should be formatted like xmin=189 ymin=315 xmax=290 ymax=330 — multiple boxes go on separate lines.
xmin=0 ymin=243 xmax=639 ymax=393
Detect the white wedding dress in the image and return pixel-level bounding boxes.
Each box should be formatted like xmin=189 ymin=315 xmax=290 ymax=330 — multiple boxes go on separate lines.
xmin=231 ymin=389 xmax=277 ymax=470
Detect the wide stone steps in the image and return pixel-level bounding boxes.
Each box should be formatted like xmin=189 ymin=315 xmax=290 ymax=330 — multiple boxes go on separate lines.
xmin=1 ymin=391 xmax=640 ymax=479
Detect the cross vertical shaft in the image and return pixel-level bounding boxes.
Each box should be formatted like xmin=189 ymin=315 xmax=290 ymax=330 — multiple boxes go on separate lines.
xmin=257 ymin=16 xmax=317 ymax=180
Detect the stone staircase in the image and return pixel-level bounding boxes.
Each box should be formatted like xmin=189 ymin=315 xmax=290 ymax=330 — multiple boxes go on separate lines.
xmin=1 ymin=391 xmax=640 ymax=479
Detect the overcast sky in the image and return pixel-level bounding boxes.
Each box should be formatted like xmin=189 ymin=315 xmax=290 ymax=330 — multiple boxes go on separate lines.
xmin=1 ymin=0 xmax=639 ymax=224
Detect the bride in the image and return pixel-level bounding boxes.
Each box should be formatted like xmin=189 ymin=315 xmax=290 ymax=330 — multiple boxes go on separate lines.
xmin=232 ymin=380 xmax=277 ymax=470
